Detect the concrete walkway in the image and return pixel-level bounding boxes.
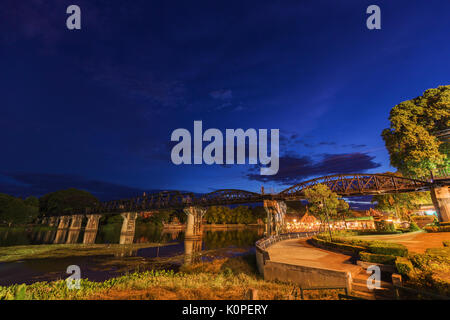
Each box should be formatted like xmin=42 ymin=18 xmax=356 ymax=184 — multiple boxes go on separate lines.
xmin=266 ymin=238 xmax=362 ymax=276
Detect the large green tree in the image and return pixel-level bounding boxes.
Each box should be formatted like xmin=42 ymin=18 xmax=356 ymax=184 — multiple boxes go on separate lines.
xmin=382 ymin=85 xmax=450 ymax=177
xmin=0 ymin=194 xmax=39 ymax=226
xmin=304 ymin=184 xmax=349 ymax=234
xmin=39 ymin=188 xmax=99 ymax=216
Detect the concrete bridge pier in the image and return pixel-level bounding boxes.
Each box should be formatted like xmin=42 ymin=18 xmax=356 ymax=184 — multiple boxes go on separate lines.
xmin=48 ymin=216 xmax=58 ymax=227
xmin=53 ymin=216 xmax=70 ymax=244
xmin=183 ymin=206 xmax=206 ymax=239
xmin=431 ymin=186 xmax=450 ymax=222
xmin=66 ymin=215 xmax=84 ymax=244
xmin=264 ymin=200 xmax=287 ymax=236
xmin=83 ymin=214 xmax=102 ymax=244
xmin=120 ymin=212 xmax=137 ymax=244
xmin=43 ymin=230 xmax=54 ymax=243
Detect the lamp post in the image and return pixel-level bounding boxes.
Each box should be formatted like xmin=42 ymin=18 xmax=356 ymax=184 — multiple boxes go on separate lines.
xmin=319 ymin=198 xmax=333 ymax=242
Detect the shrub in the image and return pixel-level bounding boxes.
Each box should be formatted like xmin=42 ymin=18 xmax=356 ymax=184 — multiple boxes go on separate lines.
xmin=395 ymin=257 xmax=414 ymax=276
xmin=368 ymin=242 xmax=408 ymax=257
xmin=315 ymin=233 xmax=372 ymax=248
xmin=424 ymin=225 xmax=450 ymax=233
xmin=311 ymin=237 xmax=366 ymax=255
xmin=360 ymin=251 xmax=396 ymax=265
xmin=408 ymin=221 xmax=421 ymax=232
xmin=375 ymin=220 xmax=396 ymax=232
xmin=357 ymin=230 xmax=402 ymax=235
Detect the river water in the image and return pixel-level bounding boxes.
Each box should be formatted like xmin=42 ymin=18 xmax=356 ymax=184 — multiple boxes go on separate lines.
xmin=0 ymin=224 xmax=264 ymax=286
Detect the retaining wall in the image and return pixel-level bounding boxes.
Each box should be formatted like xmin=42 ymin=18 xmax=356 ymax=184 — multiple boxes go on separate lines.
xmin=255 ymin=232 xmax=352 ymax=292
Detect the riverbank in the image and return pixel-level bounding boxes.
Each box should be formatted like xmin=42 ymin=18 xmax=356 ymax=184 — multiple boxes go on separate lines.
xmin=0 ymin=243 xmax=171 ymax=263
xmin=0 ymin=254 xmax=343 ymax=300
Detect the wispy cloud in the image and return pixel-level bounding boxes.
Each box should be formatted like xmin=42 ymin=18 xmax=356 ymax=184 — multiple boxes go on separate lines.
xmin=246 ymin=152 xmax=381 ymax=185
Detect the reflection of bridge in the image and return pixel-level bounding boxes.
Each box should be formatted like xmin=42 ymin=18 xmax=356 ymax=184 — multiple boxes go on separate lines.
xmin=40 ymin=173 xmax=450 ymax=246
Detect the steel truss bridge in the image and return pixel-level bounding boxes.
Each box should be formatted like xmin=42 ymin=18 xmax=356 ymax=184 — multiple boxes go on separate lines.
xmin=65 ymin=173 xmax=448 ymax=215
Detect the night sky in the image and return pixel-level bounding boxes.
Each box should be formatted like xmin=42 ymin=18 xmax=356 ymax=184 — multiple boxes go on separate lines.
xmin=1 ymin=1 xmax=449 ymax=203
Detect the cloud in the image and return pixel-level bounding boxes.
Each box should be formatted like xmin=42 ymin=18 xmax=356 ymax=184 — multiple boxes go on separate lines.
xmin=209 ymin=89 xmax=233 ymax=100
xmin=279 ymin=132 xmax=340 ymax=152
xmin=246 ymin=152 xmax=381 ymax=185
xmin=0 ymin=172 xmax=155 ymax=201
xmin=342 ymin=144 xmax=367 ymax=149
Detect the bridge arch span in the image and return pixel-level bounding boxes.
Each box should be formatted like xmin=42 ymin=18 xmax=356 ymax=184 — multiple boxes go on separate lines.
xmin=196 ymin=189 xmax=263 ymax=206
xmin=279 ymin=173 xmax=430 ymax=198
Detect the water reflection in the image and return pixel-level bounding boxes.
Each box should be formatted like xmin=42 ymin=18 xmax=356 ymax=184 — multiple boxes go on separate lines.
xmin=0 ymin=224 xmax=264 ymax=249
xmin=0 ymin=225 xmax=264 ymax=285
xmin=184 ymin=238 xmax=202 ymax=265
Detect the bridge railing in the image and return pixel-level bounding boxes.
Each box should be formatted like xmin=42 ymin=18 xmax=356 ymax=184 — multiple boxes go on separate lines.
xmin=255 ymin=232 xmax=319 ymax=250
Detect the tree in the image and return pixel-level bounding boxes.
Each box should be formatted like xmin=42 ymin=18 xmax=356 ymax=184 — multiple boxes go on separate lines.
xmin=24 ymin=196 xmax=39 ymax=208
xmin=382 ymin=85 xmax=450 ymax=177
xmin=39 ymin=188 xmax=99 ymax=216
xmin=304 ymin=184 xmax=348 ymax=236
xmin=0 ymin=193 xmax=39 ymax=226
xmin=372 ymin=191 xmax=431 ymax=221
xmin=336 ymin=199 xmax=350 ymax=229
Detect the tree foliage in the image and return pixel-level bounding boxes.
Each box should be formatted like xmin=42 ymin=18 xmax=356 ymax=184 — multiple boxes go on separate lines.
xmin=39 ymin=188 xmax=99 ymax=216
xmin=304 ymin=184 xmax=349 ymax=223
xmin=204 ymin=205 xmax=264 ymax=224
xmin=382 ymin=85 xmax=450 ymax=177
xmin=372 ymin=191 xmax=431 ymax=220
xmin=0 ymin=194 xmax=39 ymax=226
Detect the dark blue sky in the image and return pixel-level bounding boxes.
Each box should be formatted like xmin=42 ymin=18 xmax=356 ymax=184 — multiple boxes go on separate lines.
xmin=1 ymin=0 xmax=449 ymax=202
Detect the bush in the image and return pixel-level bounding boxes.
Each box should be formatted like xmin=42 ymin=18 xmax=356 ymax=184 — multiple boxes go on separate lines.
xmin=360 ymin=251 xmax=396 ymax=265
xmin=408 ymin=221 xmax=421 ymax=232
xmin=368 ymin=242 xmax=408 ymax=257
xmin=311 ymin=237 xmax=366 ymax=255
xmin=424 ymin=225 xmax=450 ymax=233
xmin=357 ymin=230 xmax=402 ymax=235
xmin=443 ymin=241 xmax=450 ymax=247
xmin=375 ymin=220 xmax=396 ymax=232
xmin=315 ymin=234 xmax=372 ymax=248
xmin=395 ymin=257 xmax=414 ymax=276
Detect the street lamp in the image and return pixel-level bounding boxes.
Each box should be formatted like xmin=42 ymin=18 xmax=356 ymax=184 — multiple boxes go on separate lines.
xmin=319 ymin=198 xmax=333 ymax=242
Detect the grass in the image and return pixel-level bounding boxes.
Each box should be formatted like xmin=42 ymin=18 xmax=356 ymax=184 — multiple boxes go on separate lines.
xmin=0 ymin=254 xmax=343 ymax=300
xmin=0 ymin=243 xmax=171 ymax=263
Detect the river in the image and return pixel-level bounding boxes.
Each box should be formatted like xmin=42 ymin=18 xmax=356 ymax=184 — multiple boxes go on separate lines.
xmin=0 ymin=224 xmax=264 ymax=286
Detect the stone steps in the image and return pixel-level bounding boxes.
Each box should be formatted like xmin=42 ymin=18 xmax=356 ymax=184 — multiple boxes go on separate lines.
xmin=351 ymin=270 xmax=395 ymax=300
xmin=352 ymin=276 xmax=393 ymax=288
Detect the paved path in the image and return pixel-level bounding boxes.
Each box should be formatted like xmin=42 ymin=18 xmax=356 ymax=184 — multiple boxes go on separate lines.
xmin=348 ymin=231 xmax=450 ymax=253
xmin=266 ymin=238 xmax=362 ymax=276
